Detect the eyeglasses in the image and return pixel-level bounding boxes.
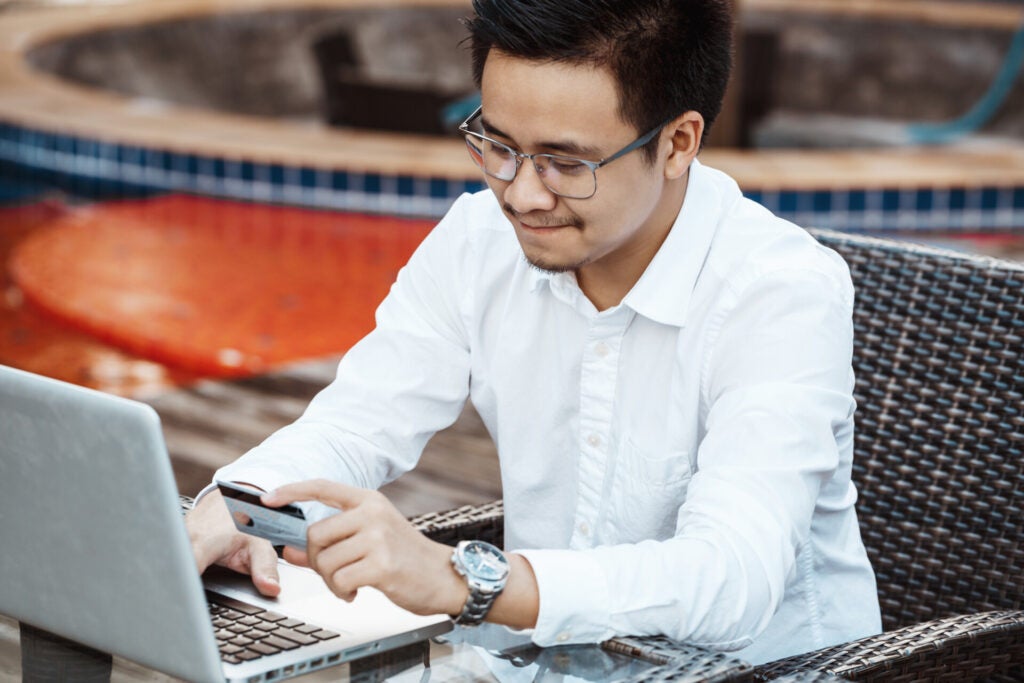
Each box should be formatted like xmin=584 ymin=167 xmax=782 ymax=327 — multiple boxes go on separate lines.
xmin=459 ymin=106 xmax=670 ymax=200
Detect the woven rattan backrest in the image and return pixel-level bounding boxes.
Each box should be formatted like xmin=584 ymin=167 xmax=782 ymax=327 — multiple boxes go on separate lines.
xmin=810 ymin=229 xmax=1024 ymax=631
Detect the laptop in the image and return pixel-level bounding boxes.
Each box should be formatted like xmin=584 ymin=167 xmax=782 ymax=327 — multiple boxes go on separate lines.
xmin=0 ymin=364 xmax=452 ymax=682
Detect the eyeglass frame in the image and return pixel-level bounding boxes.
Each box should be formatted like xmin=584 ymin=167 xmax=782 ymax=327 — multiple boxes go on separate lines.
xmin=458 ymin=105 xmax=673 ymax=200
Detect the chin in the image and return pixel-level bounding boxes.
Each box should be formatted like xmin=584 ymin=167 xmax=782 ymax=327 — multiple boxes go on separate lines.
xmin=522 ymin=252 xmax=590 ymax=274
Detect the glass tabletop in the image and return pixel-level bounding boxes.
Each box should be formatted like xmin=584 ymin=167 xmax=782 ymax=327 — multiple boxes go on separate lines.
xmin=0 ymin=615 xmax=666 ymax=682
xmin=294 ymin=624 xmax=661 ymax=682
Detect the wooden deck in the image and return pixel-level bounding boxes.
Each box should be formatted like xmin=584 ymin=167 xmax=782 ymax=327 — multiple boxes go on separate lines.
xmin=149 ymin=355 xmax=502 ymax=518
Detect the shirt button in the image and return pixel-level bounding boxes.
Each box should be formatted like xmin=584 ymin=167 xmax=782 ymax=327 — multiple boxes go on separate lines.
xmin=556 ymin=631 xmax=571 ymax=643
xmin=594 ymin=342 xmax=610 ymax=358
xmin=586 ymin=434 xmax=601 ymax=448
xmin=578 ymin=522 xmax=590 ymax=536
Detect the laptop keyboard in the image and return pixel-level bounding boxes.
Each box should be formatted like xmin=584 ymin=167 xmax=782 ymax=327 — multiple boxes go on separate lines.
xmin=207 ymin=593 xmax=340 ymax=664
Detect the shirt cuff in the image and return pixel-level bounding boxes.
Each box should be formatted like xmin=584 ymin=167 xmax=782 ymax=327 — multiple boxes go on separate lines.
xmin=515 ymin=548 xmax=613 ymax=647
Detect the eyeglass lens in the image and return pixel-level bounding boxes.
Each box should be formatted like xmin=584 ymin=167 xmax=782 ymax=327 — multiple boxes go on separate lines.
xmin=464 ymin=135 xmax=597 ymax=199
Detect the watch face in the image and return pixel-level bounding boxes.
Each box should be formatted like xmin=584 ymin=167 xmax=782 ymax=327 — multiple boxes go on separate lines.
xmin=461 ymin=541 xmax=509 ymax=581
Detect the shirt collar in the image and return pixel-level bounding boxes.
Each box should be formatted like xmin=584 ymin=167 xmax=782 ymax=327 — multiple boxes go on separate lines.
xmin=526 ymin=158 xmax=735 ymax=327
xmin=622 ymin=158 xmax=732 ymax=328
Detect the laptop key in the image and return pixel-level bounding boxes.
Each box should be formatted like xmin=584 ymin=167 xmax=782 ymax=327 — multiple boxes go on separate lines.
xmin=230 ymin=603 xmax=264 ymax=616
xmin=237 ymin=650 xmax=263 ymax=662
xmin=228 ymin=624 xmax=250 ymax=634
xmin=262 ymin=635 xmax=301 ymax=651
xmin=272 ymin=628 xmax=317 ymax=646
xmin=238 ymin=616 xmax=261 ymax=626
xmin=248 ymin=642 xmax=282 ymax=656
xmin=311 ymin=629 xmax=341 ymax=641
xmin=260 ymin=611 xmax=288 ymax=623
xmin=222 ymin=654 xmax=242 ymax=665
xmin=278 ymin=618 xmax=304 ymax=629
xmin=295 ymin=624 xmax=321 ymax=634
xmin=222 ymin=609 xmax=245 ymax=620
xmin=219 ymin=644 xmax=243 ymax=655
xmin=230 ymin=636 xmax=254 ymax=647
xmin=254 ymin=622 xmax=279 ymax=632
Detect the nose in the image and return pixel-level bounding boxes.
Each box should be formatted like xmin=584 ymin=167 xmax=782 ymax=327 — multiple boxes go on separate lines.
xmin=503 ymin=157 xmax=558 ymax=215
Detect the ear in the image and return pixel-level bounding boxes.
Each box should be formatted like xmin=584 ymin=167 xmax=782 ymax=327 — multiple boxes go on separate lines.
xmin=662 ymin=111 xmax=704 ymax=180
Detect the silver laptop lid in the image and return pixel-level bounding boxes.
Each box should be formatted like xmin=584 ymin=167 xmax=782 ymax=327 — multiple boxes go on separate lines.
xmin=0 ymin=365 xmax=225 ymax=682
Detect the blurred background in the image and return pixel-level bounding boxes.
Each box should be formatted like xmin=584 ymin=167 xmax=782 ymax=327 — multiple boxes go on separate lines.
xmin=0 ymin=0 xmax=1022 ymax=508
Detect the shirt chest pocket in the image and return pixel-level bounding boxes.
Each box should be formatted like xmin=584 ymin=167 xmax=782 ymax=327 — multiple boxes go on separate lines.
xmin=608 ymin=437 xmax=694 ymax=543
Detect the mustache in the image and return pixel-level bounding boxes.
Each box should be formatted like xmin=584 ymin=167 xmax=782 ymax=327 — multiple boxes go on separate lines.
xmin=502 ymin=203 xmax=583 ymax=229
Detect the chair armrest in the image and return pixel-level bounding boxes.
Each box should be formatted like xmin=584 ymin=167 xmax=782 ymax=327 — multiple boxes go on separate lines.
xmin=754 ymin=610 xmax=1024 ymax=681
xmin=409 ymin=499 xmax=505 ymax=547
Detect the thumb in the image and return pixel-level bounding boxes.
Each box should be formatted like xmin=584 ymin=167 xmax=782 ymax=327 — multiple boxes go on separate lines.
xmin=248 ymin=540 xmax=282 ymax=597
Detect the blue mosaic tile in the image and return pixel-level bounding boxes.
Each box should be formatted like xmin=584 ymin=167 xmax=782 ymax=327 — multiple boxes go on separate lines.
xmin=397 ymin=175 xmax=416 ymax=197
xmin=429 ymin=177 xmax=449 ymax=199
xmin=949 ymin=188 xmax=967 ymax=210
xmin=914 ymin=189 xmax=933 ymax=212
xmin=778 ymin=191 xmax=798 ymax=213
xmin=881 ymin=189 xmax=900 ymax=212
xmin=981 ymin=187 xmax=1000 ymax=211
xmin=300 ymin=167 xmax=317 ymax=188
xmin=2 ymin=120 xmax=1022 ymax=225
xmin=331 ymin=170 xmax=348 ymax=191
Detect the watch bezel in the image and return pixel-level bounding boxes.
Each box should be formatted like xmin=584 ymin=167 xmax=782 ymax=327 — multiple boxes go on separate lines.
xmin=456 ymin=540 xmax=510 ymax=584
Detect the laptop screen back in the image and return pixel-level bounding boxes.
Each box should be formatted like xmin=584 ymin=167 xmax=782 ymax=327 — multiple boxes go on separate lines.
xmin=0 ymin=365 xmax=225 ymax=682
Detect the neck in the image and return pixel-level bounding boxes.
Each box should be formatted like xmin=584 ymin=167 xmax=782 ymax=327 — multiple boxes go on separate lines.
xmin=576 ymin=172 xmax=689 ymax=312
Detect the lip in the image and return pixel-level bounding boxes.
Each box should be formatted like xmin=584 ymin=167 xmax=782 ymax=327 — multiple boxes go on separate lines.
xmin=519 ymin=221 xmax=569 ymax=232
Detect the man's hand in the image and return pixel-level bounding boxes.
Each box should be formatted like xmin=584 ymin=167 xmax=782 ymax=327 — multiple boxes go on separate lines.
xmin=263 ymin=480 xmax=468 ymax=617
xmin=185 ymin=488 xmax=282 ymax=597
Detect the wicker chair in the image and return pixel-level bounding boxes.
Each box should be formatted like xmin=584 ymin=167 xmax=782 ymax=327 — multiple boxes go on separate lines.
xmin=411 ymin=228 xmax=1024 ymax=682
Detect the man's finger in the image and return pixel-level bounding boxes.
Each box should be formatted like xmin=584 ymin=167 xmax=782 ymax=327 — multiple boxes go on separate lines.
xmin=263 ymin=479 xmax=365 ymax=510
xmin=281 ymin=546 xmax=310 ymax=567
xmin=248 ymin=539 xmax=282 ymax=597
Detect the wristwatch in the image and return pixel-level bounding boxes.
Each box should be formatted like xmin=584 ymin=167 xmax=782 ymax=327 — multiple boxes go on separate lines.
xmin=450 ymin=540 xmax=510 ymax=625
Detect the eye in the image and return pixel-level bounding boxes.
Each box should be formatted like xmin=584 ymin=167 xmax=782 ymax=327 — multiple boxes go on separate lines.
xmin=487 ymin=142 xmax=514 ymax=160
xmin=547 ymin=157 xmax=588 ymax=176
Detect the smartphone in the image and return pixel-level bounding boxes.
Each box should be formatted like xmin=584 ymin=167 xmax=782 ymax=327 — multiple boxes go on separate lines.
xmin=217 ymin=481 xmax=308 ymax=550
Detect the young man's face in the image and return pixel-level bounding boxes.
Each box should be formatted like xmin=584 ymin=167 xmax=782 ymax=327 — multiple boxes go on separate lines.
xmin=479 ymin=50 xmax=685 ymax=282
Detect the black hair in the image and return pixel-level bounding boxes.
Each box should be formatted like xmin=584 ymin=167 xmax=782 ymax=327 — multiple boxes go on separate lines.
xmin=464 ymin=0 xmax=734 ymax=160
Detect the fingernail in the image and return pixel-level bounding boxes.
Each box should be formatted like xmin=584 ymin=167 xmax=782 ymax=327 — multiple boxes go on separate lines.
xmin=261 ymin=491 xmax=277 ymax=503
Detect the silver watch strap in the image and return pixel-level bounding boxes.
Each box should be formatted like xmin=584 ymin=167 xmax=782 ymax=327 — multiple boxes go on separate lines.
xmin=454 ymin=582 xmax=503 ymax=626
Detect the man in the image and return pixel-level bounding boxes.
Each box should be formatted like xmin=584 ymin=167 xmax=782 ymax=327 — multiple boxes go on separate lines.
xmin=188 ymin=0 xmax=881 ymax=664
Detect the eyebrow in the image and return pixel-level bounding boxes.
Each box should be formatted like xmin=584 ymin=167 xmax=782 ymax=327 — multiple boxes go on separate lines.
xmin=481 ymin=115 xmax=604 ymax=159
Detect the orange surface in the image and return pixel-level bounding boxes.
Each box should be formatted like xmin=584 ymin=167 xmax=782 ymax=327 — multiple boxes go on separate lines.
xmin=8 ymin=195 xmax=434 ymax=378
xmin=0 ymin=200 xmax=203 ymax=395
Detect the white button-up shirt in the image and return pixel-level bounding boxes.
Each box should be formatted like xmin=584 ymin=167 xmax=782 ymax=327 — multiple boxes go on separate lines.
xmin=213 ymin=159 xmax=881 ymax=664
